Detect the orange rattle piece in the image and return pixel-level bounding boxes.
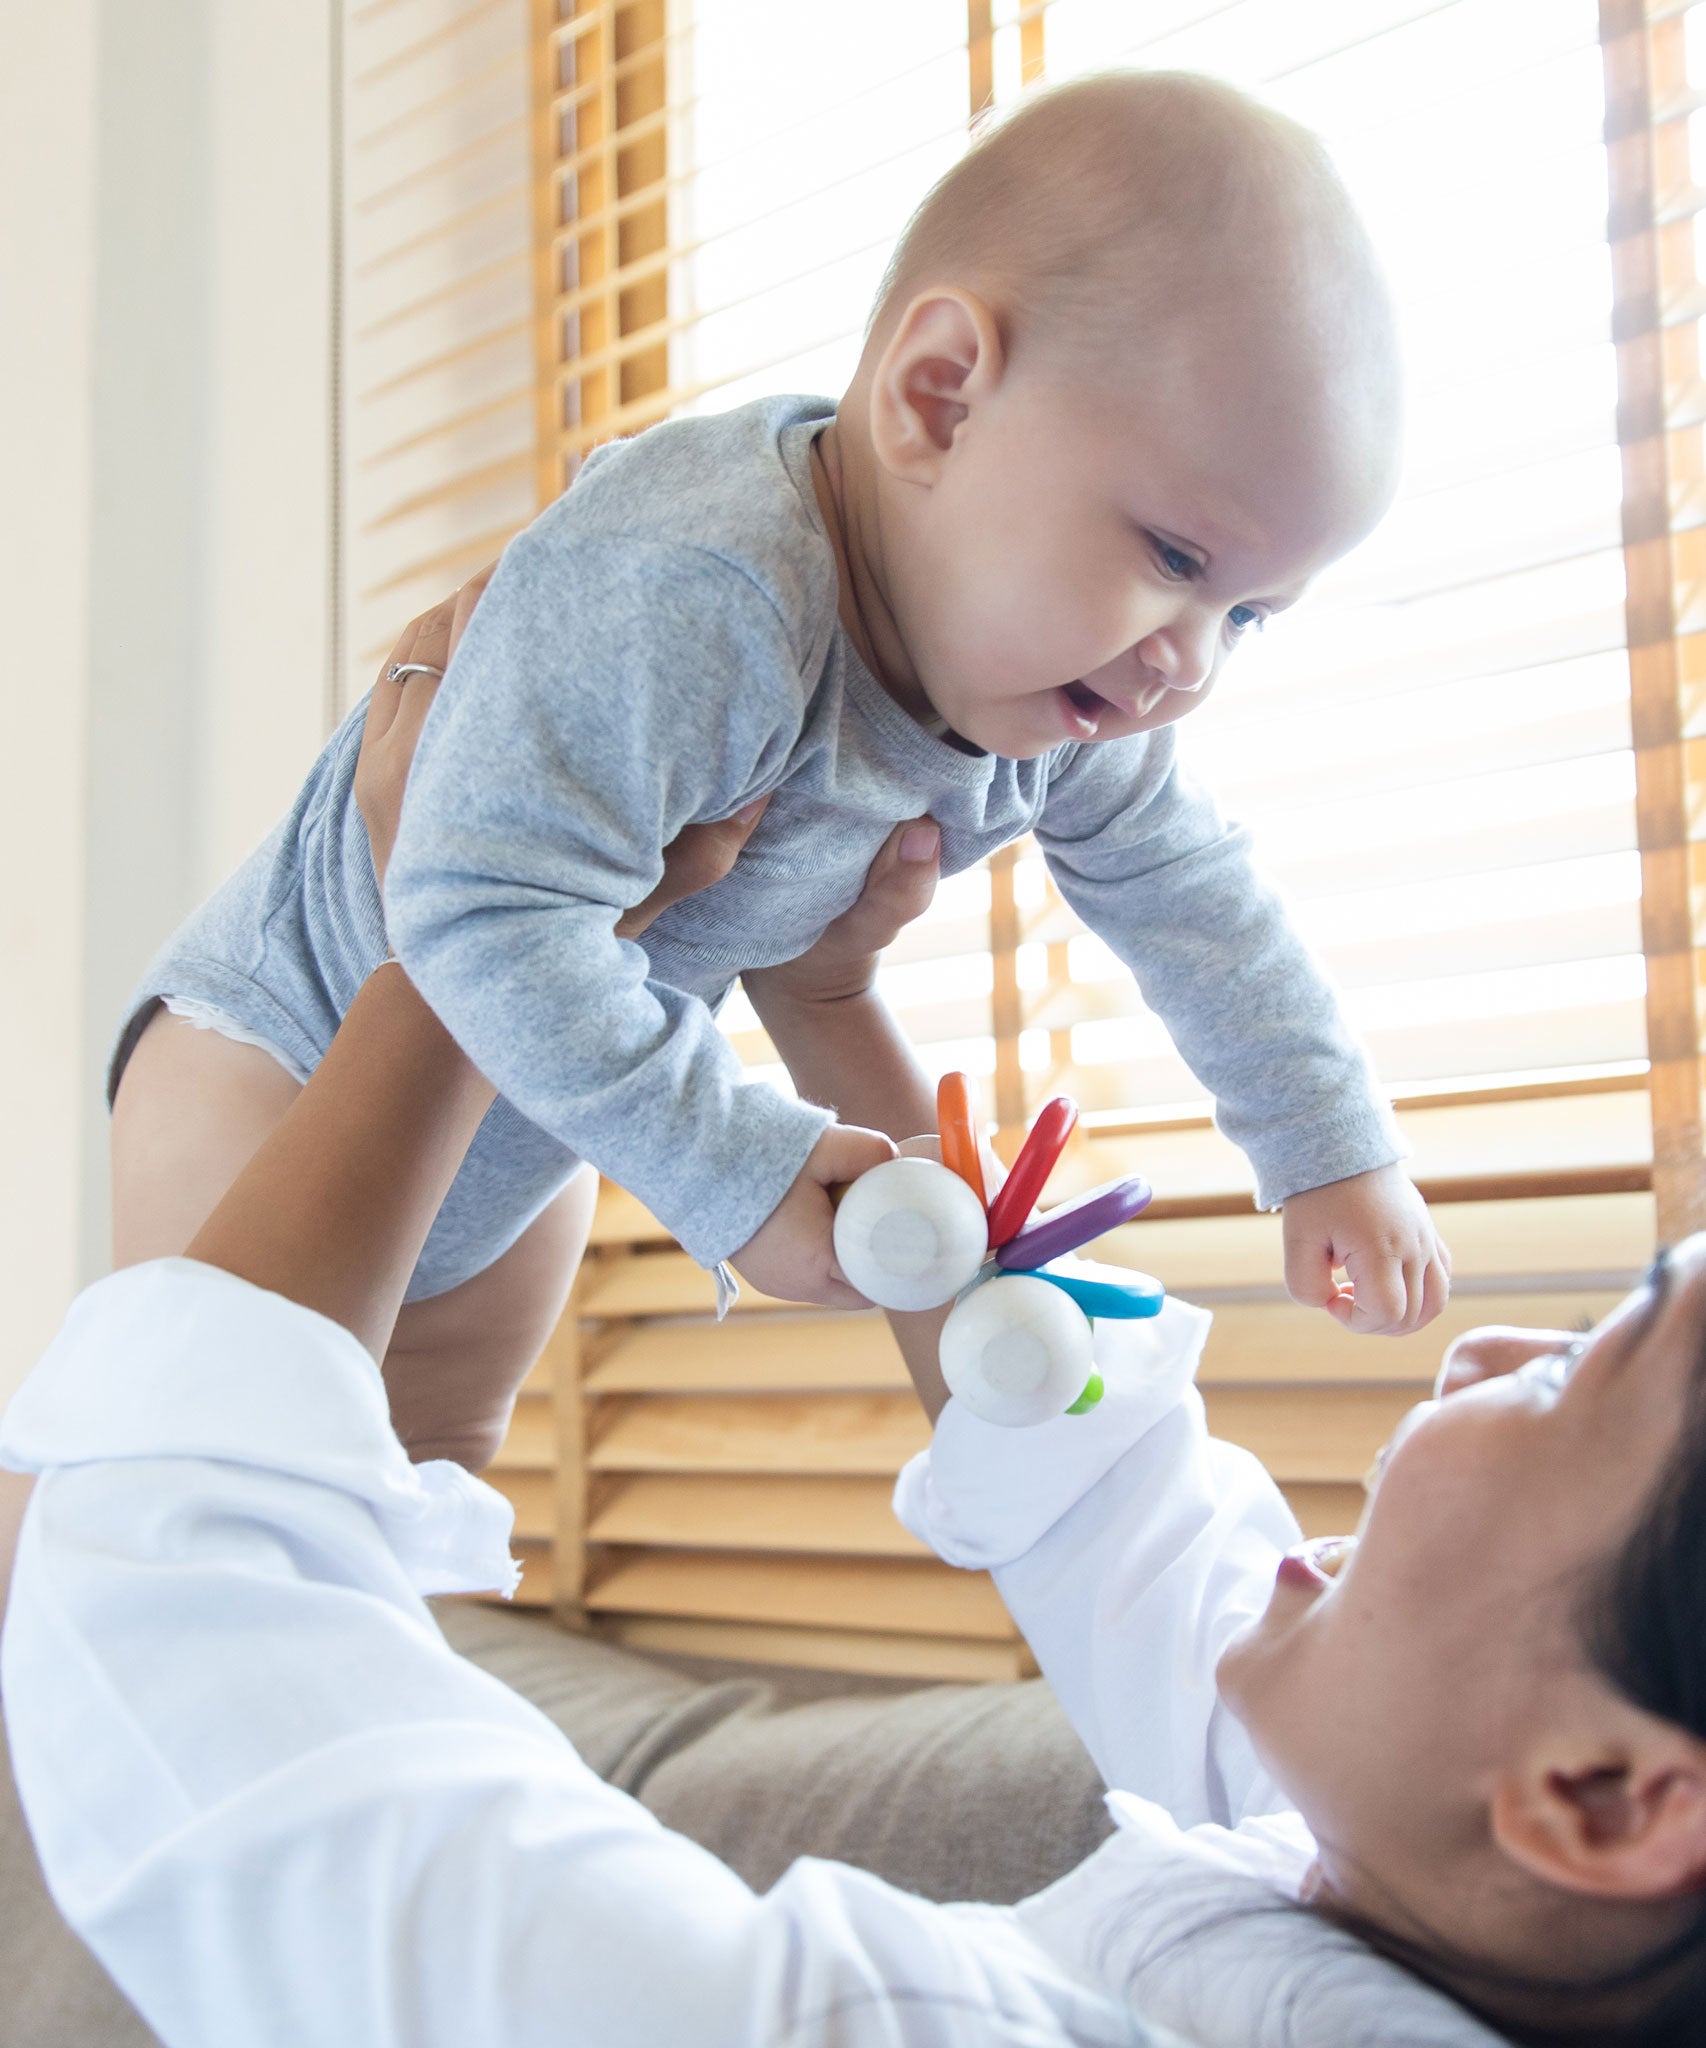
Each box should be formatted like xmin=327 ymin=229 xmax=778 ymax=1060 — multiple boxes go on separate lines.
xmin=936 ymin=1071 xmax=986 ymax=1212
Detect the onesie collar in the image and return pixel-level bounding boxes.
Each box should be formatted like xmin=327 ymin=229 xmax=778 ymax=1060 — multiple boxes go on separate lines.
xmin=774 ymin=411 xmax=1034 ymax=792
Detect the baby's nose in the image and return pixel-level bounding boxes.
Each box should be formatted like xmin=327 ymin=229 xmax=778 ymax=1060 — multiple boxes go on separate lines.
xmin=1140 ymin=616 xmax=1216 ymax=693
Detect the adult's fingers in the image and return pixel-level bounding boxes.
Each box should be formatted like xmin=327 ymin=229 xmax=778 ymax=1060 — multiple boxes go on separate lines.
xmin=447 ymin=560 xmax=497 ymax=660
xmin=615 ymin=796 xmax=772 ymax=940
xmin=367 ymin=589 xmax=457 ymax=743
xmin=400 ymin=588 xmax=458 ymax=676
xmin=832 ymin=818 xmax=940 ymax=953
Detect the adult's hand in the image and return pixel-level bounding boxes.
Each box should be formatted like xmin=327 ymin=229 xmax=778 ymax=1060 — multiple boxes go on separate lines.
xmin=743 ymin=817 xmax=940 ymax=1011
xmin=357 ymin=564 xmax=495 ymax=891
xmin=355 ymin=564 xmax=769 ymax=928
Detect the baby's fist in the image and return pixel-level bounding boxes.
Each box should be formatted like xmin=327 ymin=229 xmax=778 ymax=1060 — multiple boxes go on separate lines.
xmin=1281 ymin=1164 xmax=1450 ymax=1336
xmin=729 ymin=1123 xmax=896 ymax=1309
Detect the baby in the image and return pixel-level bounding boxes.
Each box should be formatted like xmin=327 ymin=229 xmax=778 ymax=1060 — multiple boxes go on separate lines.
xmin=111 ymin=71 xmax=1447 ymax=1455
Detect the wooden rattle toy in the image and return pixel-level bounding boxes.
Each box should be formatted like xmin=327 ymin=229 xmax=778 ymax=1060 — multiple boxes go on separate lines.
xmin=996 ymin=1174 xmax=1153 ymax=1270
xmin=832 ymin=1156 xmax=989 ymax=1311
xmin=939 ymin=1274 xmax=1095 ymax=1427
xmin=834 ymin=1074 xmax=1166 ymax=1426
xmin=935 ymin=1069 xmax=987 ymax=1208
xmin=985 ymin=1094 xmax=1078 ymax=1247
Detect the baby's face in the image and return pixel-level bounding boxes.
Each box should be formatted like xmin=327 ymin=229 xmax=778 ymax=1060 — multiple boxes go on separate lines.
xmin=889 ymin=316 xmax=1398 ymax=759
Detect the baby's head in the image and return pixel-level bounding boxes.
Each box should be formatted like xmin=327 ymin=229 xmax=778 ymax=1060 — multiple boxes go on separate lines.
xmin=1218 ymin=1238 xmax=1706 ymax=2043
xmin=838 ymin=71 xmax=1401 ymax=755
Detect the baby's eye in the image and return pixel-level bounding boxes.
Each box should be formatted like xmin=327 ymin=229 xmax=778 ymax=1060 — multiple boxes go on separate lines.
xmin=1227 ymin=604 xmax=1265 ymax=636
xmin=1152 ymin=538 xmax=1199 ymax=580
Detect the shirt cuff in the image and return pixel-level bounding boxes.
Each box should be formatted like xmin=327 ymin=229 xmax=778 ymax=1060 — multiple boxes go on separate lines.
xmin=892 ymin=1291 xmax=1213 ymax=1570
xmin=1239 ymin=1097 xmax=1408 ymax=1212
xmin=628 ymin=1077 xmax=834 ymax=1270
xmin=0 ymin=1260 xmax=520 ymax=1598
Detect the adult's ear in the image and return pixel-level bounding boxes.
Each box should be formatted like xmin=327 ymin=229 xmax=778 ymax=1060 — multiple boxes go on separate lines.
xmin=867 ymin=288 xmax=1005 ymax=487
xmin=1491 ymin=1716 xmax=1706 ymax=1903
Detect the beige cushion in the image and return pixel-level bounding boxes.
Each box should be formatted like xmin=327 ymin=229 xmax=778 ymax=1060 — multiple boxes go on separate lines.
xmin=0 ymin=1707 xmax=160 ymax=2048
xmin=434 ymin=1604 xmax=1112 ymax=1904
xmin=1 ymin=1603 xmax=1110 ymax=2043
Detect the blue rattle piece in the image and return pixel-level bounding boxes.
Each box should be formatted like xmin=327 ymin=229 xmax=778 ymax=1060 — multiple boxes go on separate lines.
xmin=1030 ymin=1264 xmax=1165 ymax=1319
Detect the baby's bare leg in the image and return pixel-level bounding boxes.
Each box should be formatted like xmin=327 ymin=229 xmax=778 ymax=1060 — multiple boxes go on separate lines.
xmin=112 ymin=1008 xmax=304 ymax=1263
xmin=379 ymin=1175 xmax=595 ymax=1467
xmin=112 ymin=1007 xmax=595 ymax=1466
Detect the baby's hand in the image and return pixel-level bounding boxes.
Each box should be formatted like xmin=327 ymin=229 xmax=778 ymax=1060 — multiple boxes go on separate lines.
xmin=730 ymin=1123 xmax=897 ymax=1308
xmin=1281 ymin=1163 xmax=1450 ymax=1335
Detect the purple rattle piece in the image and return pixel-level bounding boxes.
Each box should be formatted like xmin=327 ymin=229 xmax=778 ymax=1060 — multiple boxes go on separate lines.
xmin=995 ymin=1174 xmax=1152 ymax=1271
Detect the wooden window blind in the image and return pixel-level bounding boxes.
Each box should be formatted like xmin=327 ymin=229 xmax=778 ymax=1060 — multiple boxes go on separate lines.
xmin=339 ymin=0 xmax=540 ymax=714
xmin=1600 ymin=0 xmax=1706 ymax=1240
xmin=354 ymin=0 xmax=1704 ymax=1677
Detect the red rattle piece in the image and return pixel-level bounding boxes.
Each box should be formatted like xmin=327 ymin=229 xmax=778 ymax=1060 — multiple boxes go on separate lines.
xmin=985 ymin=1095 xmax=1079 ymax=1249
xmin=996 ymin=1175 xmax=1153 ymax=1271
xmin=936 ymin=1071 xmax=986 ymax=1212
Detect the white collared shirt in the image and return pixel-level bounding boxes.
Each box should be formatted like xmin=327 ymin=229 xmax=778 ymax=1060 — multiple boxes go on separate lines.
xmin=1 ymin=1263 xmax=1502 ymax=2047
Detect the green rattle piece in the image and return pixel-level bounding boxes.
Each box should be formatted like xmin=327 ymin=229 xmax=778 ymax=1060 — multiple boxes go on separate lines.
xmin=1065 ymin=1372 xmax=1105 ymax=1415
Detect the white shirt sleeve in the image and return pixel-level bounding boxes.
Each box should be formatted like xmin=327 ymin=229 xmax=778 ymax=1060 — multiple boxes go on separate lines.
xmin=0 ymin=1262 xmax=1150 ymax=2048
xmin=894 ymin=1290 xmax=1301 ymax=1829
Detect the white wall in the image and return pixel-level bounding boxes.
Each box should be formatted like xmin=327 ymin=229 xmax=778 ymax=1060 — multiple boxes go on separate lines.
xmin=0 ymin=0 xmax=335 ymax=1402
xmin=0 ymin=0 xmax=98 ymax=1402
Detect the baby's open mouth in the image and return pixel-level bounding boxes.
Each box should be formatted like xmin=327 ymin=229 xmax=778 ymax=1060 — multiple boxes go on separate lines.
xmin=1062 ymin=678 xmax=1172 ymax=724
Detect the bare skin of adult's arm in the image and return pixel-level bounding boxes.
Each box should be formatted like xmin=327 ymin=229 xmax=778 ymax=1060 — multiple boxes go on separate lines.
xmin=743 ymin=826 xmax=965 ymax=1424
xmin=183 ymin=964 xmax=496 ymax=1358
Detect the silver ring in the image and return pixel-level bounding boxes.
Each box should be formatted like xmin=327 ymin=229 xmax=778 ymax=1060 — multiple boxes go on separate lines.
xmin=386 ymin=662 xmax=444 ymax=683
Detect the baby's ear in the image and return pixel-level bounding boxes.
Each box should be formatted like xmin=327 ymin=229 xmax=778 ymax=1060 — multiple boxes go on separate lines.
xmin=869 ymin=289 xmax=1004 ymax=481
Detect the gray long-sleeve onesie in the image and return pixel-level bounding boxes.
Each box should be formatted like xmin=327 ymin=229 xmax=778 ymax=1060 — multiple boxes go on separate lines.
xmin=116 ymin=394 xmax=1401 ymax=1297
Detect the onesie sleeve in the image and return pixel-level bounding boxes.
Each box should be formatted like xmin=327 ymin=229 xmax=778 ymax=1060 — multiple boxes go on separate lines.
xmin=893 ymin=1294 xmax=1299 ymax=1830
xmin=383 ymin=524 xmax=832 ymax=1267
xmin=1035 ymin=732 xmax=1403 ymax=1210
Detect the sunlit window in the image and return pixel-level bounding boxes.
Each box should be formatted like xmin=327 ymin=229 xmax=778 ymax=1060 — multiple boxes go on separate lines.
xmin=677 ymin=0 xmax=1638 ymax=1119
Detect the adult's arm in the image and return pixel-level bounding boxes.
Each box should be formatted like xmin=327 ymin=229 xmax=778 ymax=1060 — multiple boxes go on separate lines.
xmin=1037 ymin=732 xmax=1403 ymax=1209
xmin=893 ymin=1301 xmax=1302 ymax=1831
xmin=1 ymin=1273 xmax=1129 ymax=2047
xmin=0 ymin=971 xmax=1132 ymax=2048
